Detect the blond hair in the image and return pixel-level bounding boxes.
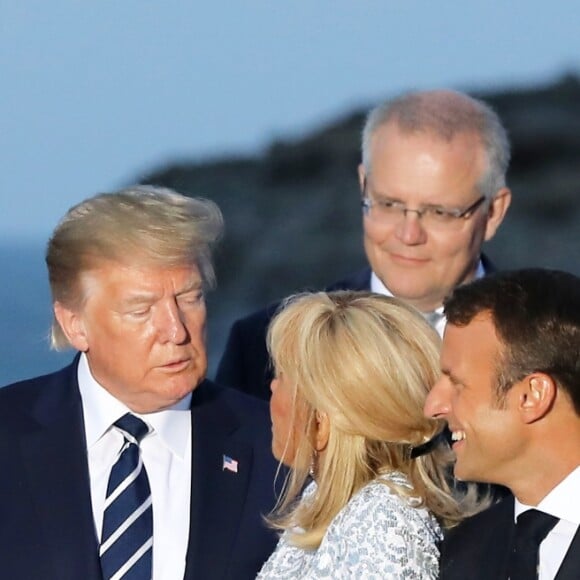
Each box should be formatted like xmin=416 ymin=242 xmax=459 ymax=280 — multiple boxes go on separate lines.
xmin=46 ymin=185 xmax=223 ymax=349
xmin=267 ymin=291 xmax=481 ymax=549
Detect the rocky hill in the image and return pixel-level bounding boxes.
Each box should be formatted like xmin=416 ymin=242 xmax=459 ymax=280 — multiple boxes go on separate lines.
xmin=142 ymin=74 xmax=580 ymax=372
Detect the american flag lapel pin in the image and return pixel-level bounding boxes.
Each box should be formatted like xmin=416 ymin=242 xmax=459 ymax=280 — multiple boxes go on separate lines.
xmin=222 ymin=454 xmax=239 ymax=473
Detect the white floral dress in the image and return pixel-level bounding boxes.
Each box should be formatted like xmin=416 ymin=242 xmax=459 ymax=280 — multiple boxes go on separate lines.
xmin=257 ymin=472 xmax=442 ymax=579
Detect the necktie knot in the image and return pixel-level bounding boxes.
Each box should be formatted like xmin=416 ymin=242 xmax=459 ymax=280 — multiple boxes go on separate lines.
xmin=114 ymin=413 xmax=150 ymax=443
xmin=508 ymin=509 xmax=559 ymax=580
xmin=516 ymin=509 xmax=559 ymax=546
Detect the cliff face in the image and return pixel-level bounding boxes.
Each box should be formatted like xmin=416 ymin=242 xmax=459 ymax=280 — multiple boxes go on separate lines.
xmin=143 ymin=75 xmax=580 ymax=371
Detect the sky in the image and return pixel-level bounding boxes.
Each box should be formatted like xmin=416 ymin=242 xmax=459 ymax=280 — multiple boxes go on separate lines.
xmin=1 ymin=0 xmax=579 ymax=241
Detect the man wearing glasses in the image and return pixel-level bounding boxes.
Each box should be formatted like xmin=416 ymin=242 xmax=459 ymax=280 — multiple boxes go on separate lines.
xmin=216 ymin=89 xmax=512 ymax=400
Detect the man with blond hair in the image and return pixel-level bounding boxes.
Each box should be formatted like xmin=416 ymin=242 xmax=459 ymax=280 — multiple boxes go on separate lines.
xmin=0 ymin=186 xmax=278 ymax=579
xmin=217 ymin=88 xmax=512 ymax=400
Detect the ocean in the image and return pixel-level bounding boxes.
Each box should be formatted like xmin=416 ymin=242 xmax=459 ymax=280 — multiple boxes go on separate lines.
xmin=0 ymin=239 xmax=73 ymax=386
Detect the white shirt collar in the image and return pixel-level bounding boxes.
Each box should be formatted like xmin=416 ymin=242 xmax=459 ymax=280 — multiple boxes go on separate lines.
xmin=77 ymin=353 xmax=192 ymax=459
xmin=514 ymin=465 xmax=580 ymax=525
xmin=370 ymin=259 xmax=486 ymax=300
xmin=370 ymin=259 xmax=486 ymax=337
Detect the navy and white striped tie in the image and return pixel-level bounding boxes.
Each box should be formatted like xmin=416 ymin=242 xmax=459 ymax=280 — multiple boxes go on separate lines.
xmin=100 ymin=413 xmax=153 ymax=580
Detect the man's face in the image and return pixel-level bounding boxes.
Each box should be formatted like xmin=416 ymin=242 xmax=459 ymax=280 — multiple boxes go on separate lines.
xmin=423 ymin=314 xmax=524 ymax=485
xmin=56 ymin=261 xmax=208 ymax=413
xmin=359 ymin=122 xmax=507 ymax=312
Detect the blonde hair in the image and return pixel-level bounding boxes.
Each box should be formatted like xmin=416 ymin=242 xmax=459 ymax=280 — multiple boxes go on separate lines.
xmin=267 ymin=291 xmax=481 ymax=549
xmin=46 ymin=185 xmax=223 ymax=349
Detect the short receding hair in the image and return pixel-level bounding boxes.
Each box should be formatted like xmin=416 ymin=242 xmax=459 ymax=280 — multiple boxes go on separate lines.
xmin=267 ymin=291 xmax=481 ymax=549
xmin=361 ymin=89 xmax=510 ymax=199
xmin=46 ymin=185 xmax=223 ymax=349
xmin=444 ymin=268 xmax=580 ymax=414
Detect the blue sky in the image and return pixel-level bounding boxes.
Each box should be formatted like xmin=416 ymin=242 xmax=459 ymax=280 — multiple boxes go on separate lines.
xmin=2 ymin=0 xmax=579 ymax=240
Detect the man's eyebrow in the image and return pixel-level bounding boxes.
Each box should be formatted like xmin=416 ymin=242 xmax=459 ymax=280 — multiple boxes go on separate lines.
xmin=177 ymin=280 xmax=203 ymax=295
xmin=122 ymin=293 xmax=157 ymax=305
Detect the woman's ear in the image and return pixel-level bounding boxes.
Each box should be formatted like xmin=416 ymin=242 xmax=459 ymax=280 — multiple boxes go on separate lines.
xmin=314 ymin=410 xmax=330 ymax=452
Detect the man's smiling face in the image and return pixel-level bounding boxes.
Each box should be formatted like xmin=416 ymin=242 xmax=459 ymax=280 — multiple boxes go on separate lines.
xmin=423 ymin=313 xmax=525 ymax=485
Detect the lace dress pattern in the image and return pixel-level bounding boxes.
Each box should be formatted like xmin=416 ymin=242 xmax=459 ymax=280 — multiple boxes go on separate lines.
xmin=257 ymin=472 xmax=442 ymax=579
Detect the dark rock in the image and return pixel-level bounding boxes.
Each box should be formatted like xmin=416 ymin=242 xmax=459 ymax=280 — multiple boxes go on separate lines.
xmin=141 ymin=74 xmax=580 ymax=372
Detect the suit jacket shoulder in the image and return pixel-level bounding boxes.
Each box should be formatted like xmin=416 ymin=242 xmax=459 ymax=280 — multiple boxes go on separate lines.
xmin=214 ymin=268 xmax=371 ymax=399
xmin=440 ymin=496 xmax=514 ymax=580
xmin=0 ymin=359 xmax=103 ymax=580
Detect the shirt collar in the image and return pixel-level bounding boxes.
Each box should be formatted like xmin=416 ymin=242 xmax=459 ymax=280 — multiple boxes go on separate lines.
xmin=77 ymin=353 xmax=192 ymax=460
xmin=370 ymin=260 xmax=485 ymax=338
xmin=370 ymin=259 xmax=485 ymax=305
xmin=514 ymin=466 xmax=580 ymax=525
xmin=370 ymin=258 xmax=486 ymax=298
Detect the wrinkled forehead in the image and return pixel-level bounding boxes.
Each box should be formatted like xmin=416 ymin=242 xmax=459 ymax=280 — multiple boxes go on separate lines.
xmin=73 ymin=255 xmax=202 ymax=301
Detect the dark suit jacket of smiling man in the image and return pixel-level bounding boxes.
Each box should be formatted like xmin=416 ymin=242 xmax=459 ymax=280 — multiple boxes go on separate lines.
xmin=0 ymin=186 xmax=279 ymax=580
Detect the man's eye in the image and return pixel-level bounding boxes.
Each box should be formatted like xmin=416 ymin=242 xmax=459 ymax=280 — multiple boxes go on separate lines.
xmin=427 ymin=206 xmax=456 ymax=221
xmin=429 ymin=206 xmax=449 ymax=217
xmin=377 ymin=199 xmax=397 ymax=209
xmin=129 ymin=308 xmax=150 ymax=318
xmin=179 ymin=293 xmax=204 ymax=307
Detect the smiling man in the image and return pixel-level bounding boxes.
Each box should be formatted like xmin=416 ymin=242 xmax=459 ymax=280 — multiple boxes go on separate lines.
xmin=216 ymin=89 xmax=512 ymax=400
xmin=0 ymin=187 xmax=279 ymax=580
xmin=424 ymin=269 xmax=580 ymax=580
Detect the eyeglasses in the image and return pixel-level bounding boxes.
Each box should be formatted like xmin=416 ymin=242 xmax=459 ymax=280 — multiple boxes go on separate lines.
xmin=361 ymin=180 xmax=487 ymax=230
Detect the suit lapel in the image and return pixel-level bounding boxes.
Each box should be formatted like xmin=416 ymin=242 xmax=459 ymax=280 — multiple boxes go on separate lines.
xmin=554 ymin=525 xmax=580 ymax=580
xmin=20 ymin=360 xmax=102 ymax=580
xmin=184 ymin=382 xmax=253 ymax=580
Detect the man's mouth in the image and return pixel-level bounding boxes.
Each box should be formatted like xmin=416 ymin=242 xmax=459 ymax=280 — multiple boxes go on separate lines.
xmin=161 ymin=358 xmax=190 ymax=370
xmin=450 ymin=430 xmax=466 ymax=442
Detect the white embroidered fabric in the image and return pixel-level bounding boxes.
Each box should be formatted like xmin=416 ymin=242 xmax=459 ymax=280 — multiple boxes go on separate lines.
xmin=257 ymin=472 xmax=442 ymax=579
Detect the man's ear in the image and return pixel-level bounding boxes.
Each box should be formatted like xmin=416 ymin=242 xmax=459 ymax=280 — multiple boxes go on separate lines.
xmin=53 ymin=301 xmax=89 ymax=352
xmin=484 ymin=188 xmax=511 ymax=241
xmin=314 ymin=410 xmax=330 ymax=453
xmin=518 ymin=373 xmax=556 ymax=423
xmin=357 ymin=164 xmax=366 ymax=194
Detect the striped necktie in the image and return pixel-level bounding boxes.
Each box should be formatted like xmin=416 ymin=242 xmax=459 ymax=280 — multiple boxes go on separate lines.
xmin=100 ymin=413 xmax=153 ymax=580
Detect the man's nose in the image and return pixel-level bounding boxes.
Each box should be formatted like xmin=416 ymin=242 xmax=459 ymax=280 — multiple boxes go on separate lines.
xmin=423 ymin=378 xmax=451 ymax=419
xmin=157 ymin=302 xmax=188 ymax=344
xmin=395 ymin=211 xmax=428 ymax=245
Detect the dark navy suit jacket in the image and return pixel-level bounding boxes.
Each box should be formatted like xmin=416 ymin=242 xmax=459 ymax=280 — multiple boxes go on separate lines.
xmin=441 ymin=495 xmax=580 ymax=579
xmin=0 ymin=358 xmax=279 ymax=580
xmin=216 ymin=257 xmax=498 ymax=401
xmin=215 ymin=268 xmax=371 ymax=400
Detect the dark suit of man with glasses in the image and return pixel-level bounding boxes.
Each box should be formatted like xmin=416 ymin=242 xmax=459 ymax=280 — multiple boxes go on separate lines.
xmin=216 ymin=89 xmax=512 ymax=400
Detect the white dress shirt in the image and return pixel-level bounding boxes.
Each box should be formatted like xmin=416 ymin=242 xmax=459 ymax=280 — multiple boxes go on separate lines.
xmin=77 ymin=353 xmax=192 ymax=580
xmin=370 ymin=260 xmax=486 ymax=338
xmin=514 ymin=466 xmax=580 ymax=580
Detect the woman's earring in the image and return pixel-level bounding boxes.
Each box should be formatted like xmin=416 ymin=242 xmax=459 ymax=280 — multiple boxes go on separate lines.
xmin=309 ymin=449 xmax=318 ymax=480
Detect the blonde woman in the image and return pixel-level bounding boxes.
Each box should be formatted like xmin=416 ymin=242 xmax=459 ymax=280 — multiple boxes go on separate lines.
xmin=257 ymin=291 xmax=482 ymax=579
